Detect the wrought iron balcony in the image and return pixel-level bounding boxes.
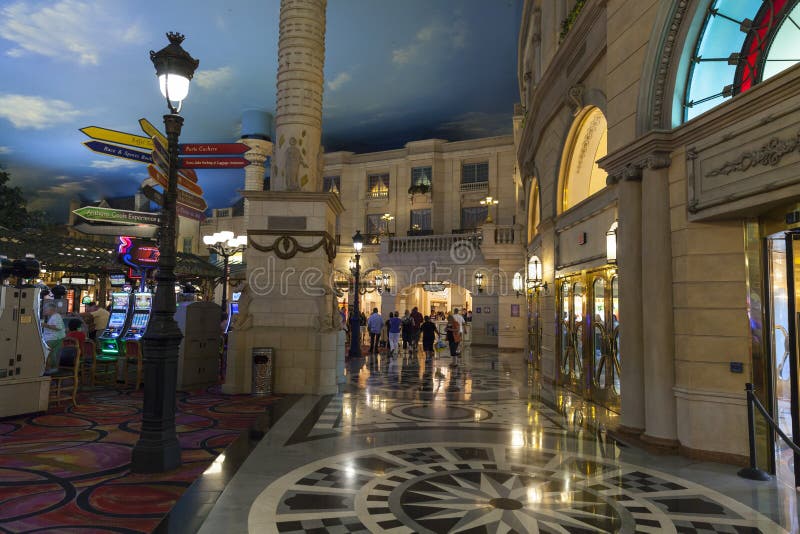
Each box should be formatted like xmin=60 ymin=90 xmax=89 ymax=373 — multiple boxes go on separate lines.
xmin=459 ymin=181 xmax=488 ymax=193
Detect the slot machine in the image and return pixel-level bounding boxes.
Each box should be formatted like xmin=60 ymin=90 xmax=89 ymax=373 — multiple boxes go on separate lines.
xmin=122 ymin=292 xmax=152 ymax=342
xmin=0 ymin=256 xmax=51 ymax=417
xmin=97 ymin=291 xmax=132 ymax=355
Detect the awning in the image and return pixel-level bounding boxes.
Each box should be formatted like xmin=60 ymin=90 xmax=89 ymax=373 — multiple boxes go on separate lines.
xmin=0 ymin=228 xmax=221 ymax=279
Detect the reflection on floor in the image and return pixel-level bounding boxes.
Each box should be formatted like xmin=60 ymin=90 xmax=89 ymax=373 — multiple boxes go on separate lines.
xmin=199 ymin=347 xmax=798 ymax=533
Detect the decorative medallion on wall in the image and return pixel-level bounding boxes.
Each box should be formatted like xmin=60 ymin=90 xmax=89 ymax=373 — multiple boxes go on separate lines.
xmin=248 ymin=230 xmax=336 ymax=262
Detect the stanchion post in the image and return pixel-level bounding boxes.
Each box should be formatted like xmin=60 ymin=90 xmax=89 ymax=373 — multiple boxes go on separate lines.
xmin=737 ymin=383 xmax=771 ymax=481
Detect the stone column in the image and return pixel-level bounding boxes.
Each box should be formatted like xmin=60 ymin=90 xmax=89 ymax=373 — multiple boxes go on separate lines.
xmin=641 ymin=154 xmax=678 ymax=445
xmin=616 ymin=171 xmax=645 ymax=434
xmin=272 ymin=0 xmax=326 ymax=192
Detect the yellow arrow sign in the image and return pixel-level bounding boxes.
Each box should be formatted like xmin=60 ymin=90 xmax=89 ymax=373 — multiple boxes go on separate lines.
xmin=79 ymin=126 xmax=153 ymax=150
xmin=139 ymin=117 xmax=168 ymax=148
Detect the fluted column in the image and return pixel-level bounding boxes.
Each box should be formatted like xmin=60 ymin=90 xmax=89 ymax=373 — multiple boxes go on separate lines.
xmin=272 ymin=0 xmax=327 ymax=192
xmin=240 ymin=138 xmax=272 ymax=225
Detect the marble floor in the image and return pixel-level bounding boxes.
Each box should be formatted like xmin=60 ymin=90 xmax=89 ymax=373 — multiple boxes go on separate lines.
xmin=198 ymin=347 xmax=799 ymax=533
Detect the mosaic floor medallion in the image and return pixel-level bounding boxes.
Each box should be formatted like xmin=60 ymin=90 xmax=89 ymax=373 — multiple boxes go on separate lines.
xmin=249 ymin=442 xmax=786 ymax=533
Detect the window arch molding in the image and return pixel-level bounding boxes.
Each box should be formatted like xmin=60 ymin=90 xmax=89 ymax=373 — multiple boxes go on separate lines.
xmin=527 ymin=177 xmax=541 ymax=245
xmin=556 ymin=106 xmax=609 ymax=215
xmin=638 ymin=0 xmax=800 ymax=132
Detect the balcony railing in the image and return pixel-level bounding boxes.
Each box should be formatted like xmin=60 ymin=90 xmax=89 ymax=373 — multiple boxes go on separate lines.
xmin=407 ymin=229 xmax=434 ymax=236
xmin=494 ymin=225 xmax=516 ymax=244
xmin=367 ymin=190 xmax=389 ymax=200
xmin=459 ymin=181 xmax=488 ymax=193
xmin=388 ymin=233 xmax=482 ymax=254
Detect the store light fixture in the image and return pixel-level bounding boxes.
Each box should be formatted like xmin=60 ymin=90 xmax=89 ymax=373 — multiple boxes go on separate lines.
xmin=606 ymin=221 xmax=618 ymax=265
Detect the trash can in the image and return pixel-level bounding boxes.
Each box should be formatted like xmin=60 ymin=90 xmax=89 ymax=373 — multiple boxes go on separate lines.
xmin=252 ymin=347 xmax=273 ymax=395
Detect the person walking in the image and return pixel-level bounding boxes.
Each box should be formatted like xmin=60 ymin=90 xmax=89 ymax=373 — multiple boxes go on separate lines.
xmin=419 ymin=315 xmax=440 ymax=360
xmin=445 ymin=313 xmax=462 ymax=367
xmin=367 ymin=308 xmax=383 ymax=354
xmin=410 ymin=306 xmax=423 ymax=353
xmin=41 ymin=301 xmax=66 ymax=371
xmin=452 ymin=308 xmax=465 ymax=355
xmin=401 ymin=309 xmax=413 ymax=353
xmin=388 ymin=311 xmax=402 ymax=357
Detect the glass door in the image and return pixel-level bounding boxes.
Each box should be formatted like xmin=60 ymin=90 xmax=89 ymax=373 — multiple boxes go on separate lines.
xmin=528 ymin=290 xmax=542 ymax=369
xmin=589 ymin=273 xmax=621 ymax=411
xmin=558 ymin=277 xmax=585 ymax=392
xmin=767 ymin=232 xmax=800 ymax=484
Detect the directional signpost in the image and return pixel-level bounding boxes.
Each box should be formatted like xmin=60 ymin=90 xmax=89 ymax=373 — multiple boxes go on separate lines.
xmin=151 ymin=137 xmax=202 ymax=185
xmin=73 ymin=223 xmax=157 ymax=239
xmin=83 ymin=141 xmax=153 ymax=164
xmin=73 ymin=206 xmax=160 ymax=225
xmin=180 ymin=143 xmax=249 ymax=155
xmin=146 ymin=167 xmax=207 ymax=210
xmin=181 ymin=157 xmax=249 ymax=169
xmin=80 ymin=127 xmax=153 ymax=150
xmin=141 ymin=184 xmax=206 ymax=222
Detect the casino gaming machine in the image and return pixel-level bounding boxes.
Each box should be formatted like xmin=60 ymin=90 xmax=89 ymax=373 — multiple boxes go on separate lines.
xmin=98 ymin=292 xmax=132 ymax=355
xmin=122 ymin=292 xmax=152 ymax=342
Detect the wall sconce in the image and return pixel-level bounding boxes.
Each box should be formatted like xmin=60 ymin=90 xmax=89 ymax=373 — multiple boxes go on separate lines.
xmin=383 ymin=273 xmax=391 ymax=294
xmin=606 ymin=220 xmax=618 ymax=265
xmin=512 ymin=272 xmax=523 ymax=297
xmin=527 ymin=255 xmax=548 ymax=294
xmin=375 ymin=274 xmax=384 ymax=293
xmin=474 ymin=271 xmax=484 ymax=293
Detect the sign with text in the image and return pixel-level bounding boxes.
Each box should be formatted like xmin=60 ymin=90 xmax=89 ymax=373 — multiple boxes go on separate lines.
xmin=179 ymin=142 xmax=249 ymax=155
xmin=73 ymin=222 xmax=157 ymax=238
xmin=147 ymin=151 xmax=205 ymax=196
xmin=118 ymin=236 xmax=160 ymax=270
xmin=83 ymin=141 xmax=153 ymax=164
xmin=80 ymin=126 xmax=153 ymax=150
xmin=180 ymin=156 xmax=248 ymax=169
xmin=146 ymin=166 xmax=206 ymax=208
xmin=73 ymin=206 xmax=160 ymax=226
xmin=140 ymin=185 xmax=206 ymax=222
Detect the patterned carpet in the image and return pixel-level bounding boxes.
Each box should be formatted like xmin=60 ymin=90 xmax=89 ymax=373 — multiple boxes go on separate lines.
xmin=0 ymin=386 xmax=280 ymax=533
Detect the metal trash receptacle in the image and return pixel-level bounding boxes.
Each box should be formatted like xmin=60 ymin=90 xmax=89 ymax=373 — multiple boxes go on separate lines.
xmin=252 ymin=347 xmax=273 ymax=395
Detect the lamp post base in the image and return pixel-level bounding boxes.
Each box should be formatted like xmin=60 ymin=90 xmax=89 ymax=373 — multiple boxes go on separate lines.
xmin=131 ymin=438 xmax=181 ymax=473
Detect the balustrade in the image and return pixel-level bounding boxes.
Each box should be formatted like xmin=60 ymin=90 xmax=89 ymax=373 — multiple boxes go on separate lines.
xmin=388 ymin=233 xmax=482 ymax=254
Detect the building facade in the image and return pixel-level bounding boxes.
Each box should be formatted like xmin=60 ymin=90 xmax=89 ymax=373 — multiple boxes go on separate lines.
xmin=517 ymin=0 xmax=800 ymax=477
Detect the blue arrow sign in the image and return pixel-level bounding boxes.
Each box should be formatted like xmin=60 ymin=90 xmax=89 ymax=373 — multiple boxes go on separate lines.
xmin=83 ymin=141 xmax=153 ymax=163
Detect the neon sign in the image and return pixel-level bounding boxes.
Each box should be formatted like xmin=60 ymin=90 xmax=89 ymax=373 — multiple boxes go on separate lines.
xmin=118 ymin=236 xmax=160 ymax=271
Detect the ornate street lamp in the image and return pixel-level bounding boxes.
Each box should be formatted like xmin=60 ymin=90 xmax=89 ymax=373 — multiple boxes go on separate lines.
xmin=203 ymin=231 xmax=247 ymax=313
xmin=480 ymin=196 xmax=499 ymax=223
xmin=348 ymin=231 xmax=364 ymax=359
xmin=132 ymin=32 xmax=198 ymax=474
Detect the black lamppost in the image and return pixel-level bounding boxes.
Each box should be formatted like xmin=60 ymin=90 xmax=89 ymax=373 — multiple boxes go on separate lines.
xmin=348 ymin=230 xmax=364 ymax=360
xmin=131 ymin=32 xmax=198 ymax=474
xmin=203 ymin=231 xmax=247 ymax=313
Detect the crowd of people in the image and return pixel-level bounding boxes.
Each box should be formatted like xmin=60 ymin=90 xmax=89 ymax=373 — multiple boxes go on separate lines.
xmin=345 ymin=306 xmax=468 ymax=366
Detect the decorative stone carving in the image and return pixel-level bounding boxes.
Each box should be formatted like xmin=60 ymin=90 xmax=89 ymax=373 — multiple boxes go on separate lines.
xmin=567 ymin=84 xmax=584 ymax=116
xmin=248 ymin=230 xmax=337 ymax=262
xmin=706 ymin=132 xmax=800 ymax=176
xmin=650 ymin=0 xmax=690 ymax=130
xmin=232 ymin=283 xmax=253 ymax=331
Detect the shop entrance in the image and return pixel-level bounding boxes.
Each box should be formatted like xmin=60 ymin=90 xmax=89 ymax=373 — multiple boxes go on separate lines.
xmin=765 ymin=231 xmax=800 ymax=484
xmin=556 ymin=267 xmax=620 ymax=412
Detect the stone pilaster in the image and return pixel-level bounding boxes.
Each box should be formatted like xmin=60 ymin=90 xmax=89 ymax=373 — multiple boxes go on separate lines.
xmin=640 ymin=154 xmax=678 ymax=445
xmin=240 ymin=138 xmax=272 ymax=225
xmin=272 ymin=0 xmax=327 ymax=192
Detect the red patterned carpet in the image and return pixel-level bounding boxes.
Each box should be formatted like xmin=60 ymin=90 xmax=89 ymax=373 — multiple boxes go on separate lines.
xmin=0 ymin=386 xmax=280 ymax=533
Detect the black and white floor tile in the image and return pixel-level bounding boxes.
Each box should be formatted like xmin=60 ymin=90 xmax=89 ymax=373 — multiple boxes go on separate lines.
xmin=251 ymin=443 xmax=785 ymax=533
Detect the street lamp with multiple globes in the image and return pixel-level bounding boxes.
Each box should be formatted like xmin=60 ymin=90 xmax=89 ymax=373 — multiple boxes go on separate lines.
xmin=131 ymin=32 xmax=198 ymax=474
xmin=348 ymin=231 xmax=364 ymax=360
xmin=480 ymin=196 xmax=499 ymax=223
xmin=203 ymin=231 xmax=247 ymax=312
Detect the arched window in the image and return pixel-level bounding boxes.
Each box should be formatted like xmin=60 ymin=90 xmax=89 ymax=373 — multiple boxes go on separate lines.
xmin=559 ymin=107 xmax=608 ymax=213
xmin=684 ymin=0 xmax=800 ymax=121
xmin=527 ymin=179 xmax=540 ymax=244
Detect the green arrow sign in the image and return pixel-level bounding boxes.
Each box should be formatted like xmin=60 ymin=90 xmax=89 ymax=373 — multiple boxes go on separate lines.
xmin=73 ymin=206 xmax=160 ymax=226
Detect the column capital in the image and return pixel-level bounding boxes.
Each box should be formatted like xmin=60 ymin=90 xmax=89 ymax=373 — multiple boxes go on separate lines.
xmin=606 ymin=150 xmax=672 ymax=184
xmin=240 ymin=138 xmax=273 ymax=167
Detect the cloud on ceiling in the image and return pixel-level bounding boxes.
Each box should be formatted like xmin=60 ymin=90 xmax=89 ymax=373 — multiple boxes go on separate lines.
xmin=89 ymin=159 xmax=140 ymax=170
xmin=0 ymin=0 xmax=144 ymax=65
xmin=0 ymin=94 xmax=82 ymax=129
xmin=195 ymin=66 xmax=234 ymax=90
xmin=27 ymin=179 xmax=94 ymax=213
xmin=0 ymin=146 xmax=11 ymax=155
xmin=436 ymin=111 xmax=512 ymax=139
xmin=327 ymin=72 xmax=351 ymax=91
xmin=392 ymin=18 xmax=467 ymax=65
